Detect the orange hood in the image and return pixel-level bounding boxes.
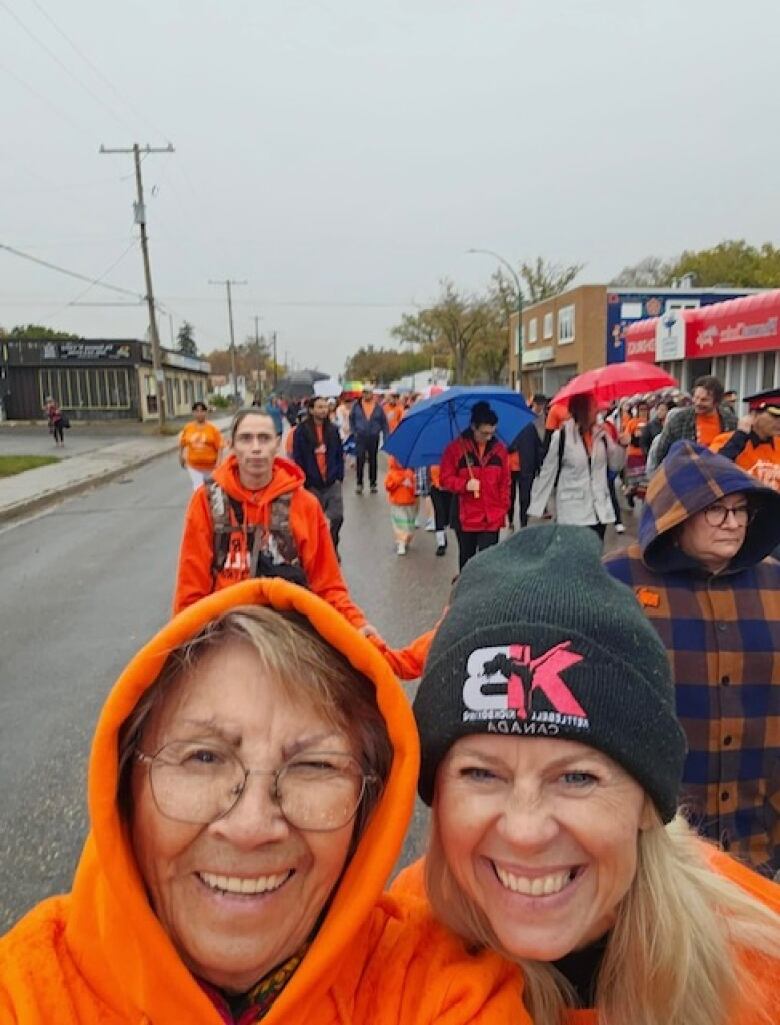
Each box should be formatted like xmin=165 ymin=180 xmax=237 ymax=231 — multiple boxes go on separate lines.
xmin=211 ymin=454 xmax=305 ymax=504
xmin=64 ymin=580 xmax=420 ymax=1022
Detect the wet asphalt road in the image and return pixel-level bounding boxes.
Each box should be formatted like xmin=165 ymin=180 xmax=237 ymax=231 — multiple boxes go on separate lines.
xmin=0 ymin=450 xmax=635 ymax=931
xmin=0 ymin=452 xmax=455 ymax=931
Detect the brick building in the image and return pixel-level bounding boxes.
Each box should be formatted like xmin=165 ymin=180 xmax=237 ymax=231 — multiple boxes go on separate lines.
xmin=508 ymin=285 xmax=755 ymax=397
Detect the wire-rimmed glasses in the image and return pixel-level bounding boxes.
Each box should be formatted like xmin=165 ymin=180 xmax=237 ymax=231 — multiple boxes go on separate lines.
xmin=135 ymin=740 xmax=374 ymax=832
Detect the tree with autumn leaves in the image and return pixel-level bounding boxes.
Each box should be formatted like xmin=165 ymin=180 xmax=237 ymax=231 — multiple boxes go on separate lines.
xmin=383 ymin=259 xmax=583 ymax=385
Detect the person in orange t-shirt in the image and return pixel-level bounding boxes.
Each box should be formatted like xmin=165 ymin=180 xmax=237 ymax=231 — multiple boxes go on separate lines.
xmin=178 ymin=401 xmax=224 ymax=490
xmin=384 ymin=392 xmax=404 ymax=433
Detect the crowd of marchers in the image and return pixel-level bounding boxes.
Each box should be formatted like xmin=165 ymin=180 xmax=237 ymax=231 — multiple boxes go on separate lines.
xmin=1 ymin=374 xmax=778 ymax=1025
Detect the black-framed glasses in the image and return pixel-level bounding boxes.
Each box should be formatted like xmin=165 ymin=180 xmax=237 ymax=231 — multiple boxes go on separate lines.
xmin=703 ymin=503 xmax=754 ymax=528
xmin=135 ymin=740 xmax=374 ymax=832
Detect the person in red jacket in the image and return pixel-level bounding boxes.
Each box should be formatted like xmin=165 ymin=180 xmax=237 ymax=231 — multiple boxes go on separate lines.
xmin=440 ymin=401 xmax=510 ymax=570
xmin=173 ymin=409 xmax=372 ymax=636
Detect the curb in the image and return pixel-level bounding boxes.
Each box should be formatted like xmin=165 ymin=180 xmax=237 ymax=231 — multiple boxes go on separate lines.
xmin=0 ymin=442 xmax=178 ymax=525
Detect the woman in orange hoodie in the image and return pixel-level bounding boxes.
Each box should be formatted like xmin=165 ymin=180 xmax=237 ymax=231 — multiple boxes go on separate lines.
xmin=401 ymin=524 xmax=780 ymax=1025
xmin=0 ymin=580 xmax=519 ymax=1025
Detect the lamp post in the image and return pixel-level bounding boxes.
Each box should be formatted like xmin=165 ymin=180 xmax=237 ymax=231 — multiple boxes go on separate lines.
xmin=467 ymin=248 xmax=524 ymax=392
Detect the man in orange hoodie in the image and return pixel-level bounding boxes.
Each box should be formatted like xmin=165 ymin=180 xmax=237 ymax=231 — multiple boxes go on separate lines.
xmin=174 ymin=410 xmax=371 ymax=634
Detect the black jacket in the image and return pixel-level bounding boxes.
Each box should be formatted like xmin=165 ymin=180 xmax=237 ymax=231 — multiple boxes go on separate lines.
xmin=509 ymin=421 xmax=544 ymax=478
xmin=292 ymin=417 xmax=344 ymax=488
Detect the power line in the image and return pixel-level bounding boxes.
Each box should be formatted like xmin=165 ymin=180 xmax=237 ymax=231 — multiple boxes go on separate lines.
xmin=39 ymin=239 xmax=139 ymax=323
xmin=25 ymin=0 xmax=169 ymax=139
xmin=0 ymin=241 xmax=143 ymax=298
xmin=0 ymin=57 xmax=92 ymax=136
xmin=0 ymin=0 xmax=133 ymax=131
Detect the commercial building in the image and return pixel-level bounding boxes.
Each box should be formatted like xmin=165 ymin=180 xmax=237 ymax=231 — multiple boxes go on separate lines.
xmin=508 ymin=285 xmax=755 ymax=396
xmin=0 ymin=338 xmax=210 ymax=421
xmin=624 ymin=290 xmax=780 ymax=405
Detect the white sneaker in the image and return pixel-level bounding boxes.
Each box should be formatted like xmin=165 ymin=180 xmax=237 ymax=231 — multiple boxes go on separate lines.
xmin=396 ymin=541 xmax=407 ymax=556
xmin=614 ymin=523 xmax=626 ymax=534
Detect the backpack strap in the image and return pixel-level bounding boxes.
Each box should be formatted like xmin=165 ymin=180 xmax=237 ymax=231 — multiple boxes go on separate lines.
xmin=205 ymin=475 xmax=244 ymax=578
xmin=554 ymin=425 xmax=566 ymax=489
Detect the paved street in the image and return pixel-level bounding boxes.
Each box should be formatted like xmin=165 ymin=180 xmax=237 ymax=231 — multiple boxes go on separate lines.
xmin=0 ymin=451 xmax=637 ymax=931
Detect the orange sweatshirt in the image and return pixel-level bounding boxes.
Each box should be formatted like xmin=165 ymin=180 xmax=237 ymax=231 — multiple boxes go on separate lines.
xmin=173 ymin=454 xmax=366 ymax=629
xmin=384 ymin=456 xmax=417 ymax=506
xmin=0 ymin=580 xmax=520 ymax=1025
xmin=393 ymin=849 xmax=780 ymax=1025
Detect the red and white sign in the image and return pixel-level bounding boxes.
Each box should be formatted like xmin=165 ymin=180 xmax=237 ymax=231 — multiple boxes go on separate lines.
xmin=688 ymin=290 xmax=780 ymax=359
xmin=624 ymin=317 xmax=658 ymax=364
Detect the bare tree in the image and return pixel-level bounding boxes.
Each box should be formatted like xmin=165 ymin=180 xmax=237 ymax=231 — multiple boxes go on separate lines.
xmin=391 ymin=279 xmax=494 ymax=384
xmin=520 ymin=258 xmax=584 ymax=302
xmin=610 ymin=255 xmax=674 ymax=288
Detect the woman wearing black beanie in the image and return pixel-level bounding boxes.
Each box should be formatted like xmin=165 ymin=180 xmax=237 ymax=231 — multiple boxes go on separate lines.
xmin=404 ymin=524 xmax=780 ymax=1025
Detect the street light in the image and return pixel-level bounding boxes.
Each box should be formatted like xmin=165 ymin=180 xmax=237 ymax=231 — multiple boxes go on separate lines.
xmin=467 ymin=248 xmax=524 ymax=390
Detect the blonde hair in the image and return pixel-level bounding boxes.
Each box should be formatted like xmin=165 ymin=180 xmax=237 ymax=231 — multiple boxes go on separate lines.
xmin=118 ymin=605 xmax=393 ymax=836
xmin=426 ymin=811 xmax=779 ymax=1025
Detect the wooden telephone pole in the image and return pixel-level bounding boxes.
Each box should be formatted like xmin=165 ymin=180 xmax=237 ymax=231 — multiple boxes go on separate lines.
xmin=99 ymin=142 xmax=174 ymax=429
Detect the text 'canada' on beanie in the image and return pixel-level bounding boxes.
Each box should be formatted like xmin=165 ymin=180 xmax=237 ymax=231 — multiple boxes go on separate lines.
xmin=413 ymin=524 xmax=687 ymax=822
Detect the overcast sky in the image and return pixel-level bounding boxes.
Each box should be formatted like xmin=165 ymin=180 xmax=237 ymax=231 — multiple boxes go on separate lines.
xmin=1 ymin=0 xmax=778 ymax=375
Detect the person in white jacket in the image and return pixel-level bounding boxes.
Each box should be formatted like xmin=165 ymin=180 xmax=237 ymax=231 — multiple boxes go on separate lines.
xmin=528 ymin=394 xmax=626 ymax=540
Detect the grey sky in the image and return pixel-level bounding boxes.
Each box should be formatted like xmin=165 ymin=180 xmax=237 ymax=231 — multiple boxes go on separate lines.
xmin=1 ymin=0 xmax=777 ymax=376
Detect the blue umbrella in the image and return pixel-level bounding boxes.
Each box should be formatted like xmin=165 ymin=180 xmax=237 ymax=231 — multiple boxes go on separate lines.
xmin=383 ymin=386 xmax=534 ymax=468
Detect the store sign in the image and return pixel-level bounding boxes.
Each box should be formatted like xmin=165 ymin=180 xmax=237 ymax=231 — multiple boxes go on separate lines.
xmin=690 ymin=313 xmax=779 ymax=358
xmin=522 ymin=346 xmax=554 ymax=366
xmin=42 ymin=342 xmax=132 ymax=360
xmin=655 ymin=311 xmax=686 ymax=361
xmin=625 ymin=333 xmax=655 ymax=363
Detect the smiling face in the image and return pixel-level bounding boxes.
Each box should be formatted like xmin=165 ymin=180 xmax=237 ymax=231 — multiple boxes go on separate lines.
xmin=693 ymin=386 xmax=716 ymax=415
xmin=435 ymin=734 xmax=651 ymax=961
xmin=131 ymin=641 xmax=356 ymax=991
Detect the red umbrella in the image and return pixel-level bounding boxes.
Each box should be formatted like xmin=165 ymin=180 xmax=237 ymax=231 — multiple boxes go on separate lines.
xmin=552 ymin=361 xmax=678 ymax=406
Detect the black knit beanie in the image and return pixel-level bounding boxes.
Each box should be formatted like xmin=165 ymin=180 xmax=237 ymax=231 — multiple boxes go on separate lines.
xmin=414 ymin=524 xmax=687 ymax=822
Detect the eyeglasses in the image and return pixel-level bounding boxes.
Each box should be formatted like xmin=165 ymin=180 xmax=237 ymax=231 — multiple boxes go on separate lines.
xmin=135 ymin=741 xmax=374 ymax=832
xmin=703 ymin=503 xmax=754 ymax=528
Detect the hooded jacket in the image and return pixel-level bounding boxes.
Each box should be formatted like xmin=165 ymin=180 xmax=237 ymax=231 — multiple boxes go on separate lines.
xmin=603 ymin=441 xmax=780 ymax=875
xmin=174 ymin=455 xmax=366 ymax=630
xmin=0 ymin=580 xmax=518 ymax=1024
xmin=440 ymin=432 xmax=510 ymax=532
xmin=384 ymin=457 xmax=417 ymax=506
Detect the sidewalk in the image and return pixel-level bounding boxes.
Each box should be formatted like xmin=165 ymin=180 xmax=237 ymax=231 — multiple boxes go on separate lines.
xmin=0 ymin=417 xmax=232 ymax=524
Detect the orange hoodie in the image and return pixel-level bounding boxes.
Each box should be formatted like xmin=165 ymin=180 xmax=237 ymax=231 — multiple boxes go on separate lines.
xmin=174 ymin=454 xmax=366 ymax=629
xmin=0 ymin=581 xmax=520 ymax=1024
xmin=392 ymin=849 xmax=779 ymax=1025
xmin=384 ymin=456 xmax=417 ymax=506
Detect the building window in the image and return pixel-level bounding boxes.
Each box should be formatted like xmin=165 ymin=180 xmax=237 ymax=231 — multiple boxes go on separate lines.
xmin=621 ymin=302 xmax=643 ymax=320
xmin=38 ymin=367 xmax=131 ymax=410
xmin=761 ymin=352 xmax=777 ymax=390
xmin=543 ymin=313 xmax=553 ymax=340
xmin=558 ymin=305 xmax=575 ymax=345
xmin=665 ymin=298 xmax=700 ymax=312
xmin=528 ymin=318 xmax=538 ymax=344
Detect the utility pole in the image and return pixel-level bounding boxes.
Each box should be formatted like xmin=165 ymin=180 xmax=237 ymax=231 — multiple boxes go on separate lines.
xmin=272 ymin=331 xmax=278 ymax=390
xmin=100 ymin=142 xmax=174 ymax=429
xmin=209 ymin=279 xmax=246 ymax=408
xmin=253 ymin=315 xmax=264 ymax=401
